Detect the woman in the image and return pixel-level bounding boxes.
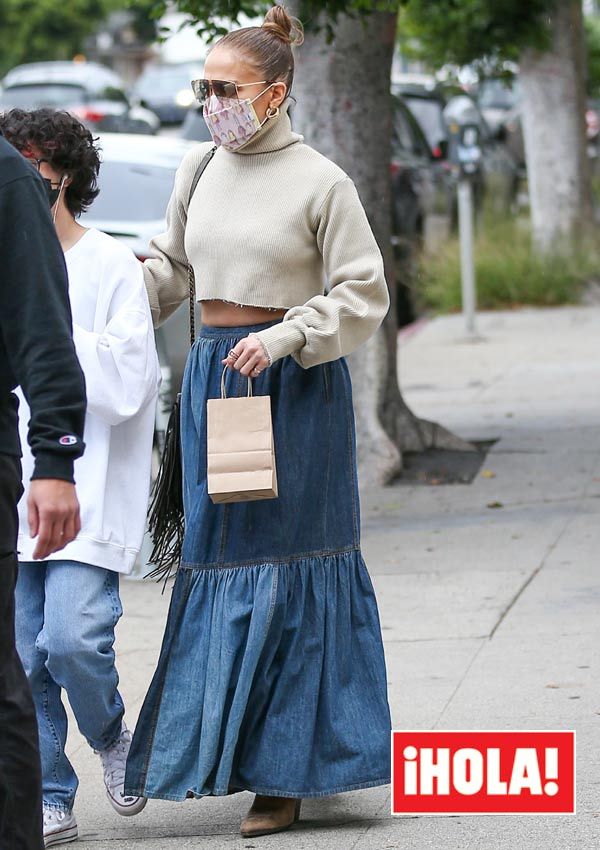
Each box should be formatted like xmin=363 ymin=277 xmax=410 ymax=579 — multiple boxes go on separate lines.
xmin=125 ymin=5 xmax=392 ymax=838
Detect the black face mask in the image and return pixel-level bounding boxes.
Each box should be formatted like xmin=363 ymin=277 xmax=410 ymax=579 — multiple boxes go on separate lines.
xmin=41 ymin=177 xmax=62 ymax=208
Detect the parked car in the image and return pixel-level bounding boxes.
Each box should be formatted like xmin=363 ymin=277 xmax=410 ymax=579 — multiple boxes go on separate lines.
xmin=476 ymin=77 xmax=521 ymax=133
xmin=478 ymin=78 xmax=600 ymax=171
xmin=500 ymin=108 xmax=600 ymax=174
xmin=391 ymin=94 xmax=453 ymax=231
xmin=180 ymin=105 xmax=213 ymax=141
xmin=392 ymin=75 xmax=457 ymax=157
xmin=0 ymin=62 xmax=160 ymax=135
xmin=131 ymin=63 xmax=203 ymax=125
xmin=390 ymin=94 xmax=454 ymax=324
xmin=80 ymin=133 xmax=195 ymax=419
xmin=392 ymin=75 xmax=519 ymax=216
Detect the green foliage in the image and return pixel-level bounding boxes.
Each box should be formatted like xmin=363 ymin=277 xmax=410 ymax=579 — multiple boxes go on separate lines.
xmin=126 ymin=0 xmax=558 ymax=59
xmin=417 ymin=215 xmax=598 ymax=313
xmin=0 ymin=0 xmax=122 ymax=76
xmin=399 ymin=0 xmax=556 ymax=72
xmin=128 ymin=0 xmax=401 ymax=43
xmin=585 ymin=14 xmax=600 ymax=99
xmin=135 ymin=0 xmax=269 ymax=42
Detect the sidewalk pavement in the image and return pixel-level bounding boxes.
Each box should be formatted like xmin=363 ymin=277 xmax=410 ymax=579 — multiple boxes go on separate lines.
xmin=68 ymin=305 xmax=600 ymax=849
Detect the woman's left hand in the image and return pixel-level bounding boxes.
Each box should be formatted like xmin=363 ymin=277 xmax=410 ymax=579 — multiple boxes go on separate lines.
xmin=222 ymin=334 xmax=270 ymax=378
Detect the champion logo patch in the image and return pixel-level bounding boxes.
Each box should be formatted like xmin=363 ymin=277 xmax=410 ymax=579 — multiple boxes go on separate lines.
xmin=59 ymin=435 xmax=78 ymax=446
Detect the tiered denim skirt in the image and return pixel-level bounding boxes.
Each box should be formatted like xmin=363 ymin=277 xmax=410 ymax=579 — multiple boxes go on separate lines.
xmin=125 ymin=322 xmax=391 ymax=801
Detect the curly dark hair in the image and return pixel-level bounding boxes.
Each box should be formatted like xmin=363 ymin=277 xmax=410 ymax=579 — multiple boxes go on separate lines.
xmin=0 ymin=108 xmax=100 ymax=216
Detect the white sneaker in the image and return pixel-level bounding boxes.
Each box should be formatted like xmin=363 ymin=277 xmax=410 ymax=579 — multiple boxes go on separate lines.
xmin=97 ymin=726 xmax=147 ymax=817
xmin=43 ymin=808 xmax=78 ymax=847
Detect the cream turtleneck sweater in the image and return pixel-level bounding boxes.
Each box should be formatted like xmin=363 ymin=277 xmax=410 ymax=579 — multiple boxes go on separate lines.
xmin=143 ymin=101 xmax=389 ymax=368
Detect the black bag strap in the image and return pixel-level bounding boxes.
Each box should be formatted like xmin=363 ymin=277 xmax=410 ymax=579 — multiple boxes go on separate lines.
xmin=186 ymin=145 xmax=217 ymax=346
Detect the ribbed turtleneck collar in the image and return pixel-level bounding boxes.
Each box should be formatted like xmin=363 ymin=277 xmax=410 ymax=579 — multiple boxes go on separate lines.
xmin=233 ymin=98 xmax=303 ymax=155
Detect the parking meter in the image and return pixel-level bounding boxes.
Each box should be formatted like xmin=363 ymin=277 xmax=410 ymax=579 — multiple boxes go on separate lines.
xmin=446 ymin=120 xmax=482 ymax=177
xmin=442 ymin=96 xmax=483 ymax=337
xmin=442 ymin=94 xmax=483 ymax=178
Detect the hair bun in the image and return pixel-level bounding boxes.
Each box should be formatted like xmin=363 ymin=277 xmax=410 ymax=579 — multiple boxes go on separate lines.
xmin=262 ymin=5 xmax=304 ymax=46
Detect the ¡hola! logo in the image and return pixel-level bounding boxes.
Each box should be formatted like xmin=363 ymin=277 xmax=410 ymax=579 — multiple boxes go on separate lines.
xmin=392 ymin=731 xmax=575 ymax=815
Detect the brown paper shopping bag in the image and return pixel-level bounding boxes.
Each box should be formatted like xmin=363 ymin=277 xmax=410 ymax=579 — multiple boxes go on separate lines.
xmin=207 ymin=368 xmax=278 ymax=504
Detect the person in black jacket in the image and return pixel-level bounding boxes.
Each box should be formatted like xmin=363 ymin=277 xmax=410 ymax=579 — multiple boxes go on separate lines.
xmin=0 ymin=133 xmax=86 ymax=849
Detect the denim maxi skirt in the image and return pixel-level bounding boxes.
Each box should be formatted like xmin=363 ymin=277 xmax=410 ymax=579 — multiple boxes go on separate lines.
xmin=125 ymin=322 xmax=391 ymax=801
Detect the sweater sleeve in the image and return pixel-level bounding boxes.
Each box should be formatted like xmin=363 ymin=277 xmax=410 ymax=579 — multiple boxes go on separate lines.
xmin=143 ymin=144 xmax=213 ymax=327
xmin=0 ymin=171 xmax=86 ymax=482
xmin=254 ymin=177 xmax=390 ymax=368
xmin=73 ymin=247 xmax=160 ymax=426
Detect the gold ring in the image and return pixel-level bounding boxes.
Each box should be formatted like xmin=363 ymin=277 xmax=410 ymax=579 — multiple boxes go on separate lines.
xmin=228 ymin=349 xmax=239 ymax=360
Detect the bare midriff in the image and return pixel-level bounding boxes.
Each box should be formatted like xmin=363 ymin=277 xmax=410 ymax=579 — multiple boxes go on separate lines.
xmin=200 ymin=299 xmax=286 ymax=327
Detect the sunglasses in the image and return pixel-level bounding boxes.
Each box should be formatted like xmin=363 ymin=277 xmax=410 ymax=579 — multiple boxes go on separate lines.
xmin=191 ymin=78 xmax=270 ymax=105
xmin=22 ymin=154 xmax=51 ymax=172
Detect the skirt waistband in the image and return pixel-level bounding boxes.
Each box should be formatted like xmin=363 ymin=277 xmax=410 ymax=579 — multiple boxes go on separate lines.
xmin=198 ymin=321 xmax=281 ymax=339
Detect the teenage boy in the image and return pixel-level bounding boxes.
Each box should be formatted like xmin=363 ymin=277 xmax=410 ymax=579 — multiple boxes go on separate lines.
xmin=0 ymin=108 xmax=161 ymax=848
xmin=0 ymin=129 xmax=86 ymax=850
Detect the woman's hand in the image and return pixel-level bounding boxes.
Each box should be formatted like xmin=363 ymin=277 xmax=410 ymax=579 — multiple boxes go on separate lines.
xmin=222 ymin=334 xmax=271 ymax=378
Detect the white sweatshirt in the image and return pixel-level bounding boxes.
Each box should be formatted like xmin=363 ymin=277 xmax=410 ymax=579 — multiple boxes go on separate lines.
xmin=17 ymin=228 xmax=160 ymax=574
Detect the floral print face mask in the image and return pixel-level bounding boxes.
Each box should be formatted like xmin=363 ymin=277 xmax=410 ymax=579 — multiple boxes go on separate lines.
xmin=202 ymin=85 xmax=275 ymax=151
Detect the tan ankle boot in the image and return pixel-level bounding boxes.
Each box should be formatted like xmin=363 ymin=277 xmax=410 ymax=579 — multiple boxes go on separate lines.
xmin=240 ymin=794 xmax=302 ymax=837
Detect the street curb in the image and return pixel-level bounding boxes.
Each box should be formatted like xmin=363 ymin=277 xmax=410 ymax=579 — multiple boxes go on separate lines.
xmin=398 ymin=316 xmax=430 ymax=346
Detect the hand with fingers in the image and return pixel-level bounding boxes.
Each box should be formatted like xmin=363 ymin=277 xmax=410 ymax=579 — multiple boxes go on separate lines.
xmin=222 ymin=334 xmax=271 ymax=378
xmin=27 ymin=479 xmax=81 ymax=560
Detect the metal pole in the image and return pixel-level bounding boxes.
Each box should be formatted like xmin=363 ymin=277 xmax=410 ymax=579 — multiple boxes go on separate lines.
xmin=457 ymin=178 xmax=477 ymax=336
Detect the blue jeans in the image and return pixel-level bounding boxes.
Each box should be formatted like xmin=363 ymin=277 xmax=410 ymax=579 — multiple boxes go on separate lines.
xmin=15 ymin=560 xmax=124 ymax=812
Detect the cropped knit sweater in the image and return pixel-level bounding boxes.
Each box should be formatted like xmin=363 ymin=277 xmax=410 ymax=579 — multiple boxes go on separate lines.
xmin=143 ymin=101 xmax=390 ymax=368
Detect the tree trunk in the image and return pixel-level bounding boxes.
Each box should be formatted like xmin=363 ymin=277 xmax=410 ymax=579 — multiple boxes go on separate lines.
xmin=287 ymin=3 xmax=474 ymax=485
xmin=520 ymin=0 xmax=593 ymax=253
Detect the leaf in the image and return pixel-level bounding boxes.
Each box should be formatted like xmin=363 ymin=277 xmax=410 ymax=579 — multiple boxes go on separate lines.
xmin=481 ymin=469 xmax=496 ymax=479
xmin=486 ymin=500 xmax=503 ymax=509
xmin=398 ymin=0 xmax=554 ymax=69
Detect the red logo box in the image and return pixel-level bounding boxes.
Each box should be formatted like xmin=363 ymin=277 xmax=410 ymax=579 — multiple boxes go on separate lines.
xmin=392 ymin=731 xmax=575 ymax=815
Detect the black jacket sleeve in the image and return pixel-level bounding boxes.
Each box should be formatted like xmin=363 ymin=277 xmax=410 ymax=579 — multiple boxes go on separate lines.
xmin=0 ymin=167 xmax=86 ymax=482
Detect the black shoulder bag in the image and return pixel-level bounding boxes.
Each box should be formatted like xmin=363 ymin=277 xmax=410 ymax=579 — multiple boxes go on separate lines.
xmin=146 ymin=145 xmax=217 ymax=583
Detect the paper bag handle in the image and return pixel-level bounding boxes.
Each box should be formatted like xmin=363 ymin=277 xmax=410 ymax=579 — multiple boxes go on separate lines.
xmin=221 ymin=366 xmax=253 ymax=400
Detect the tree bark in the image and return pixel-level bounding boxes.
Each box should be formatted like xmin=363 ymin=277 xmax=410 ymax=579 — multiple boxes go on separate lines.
xmin=287 ymin=3 xmax=474 ymax=484
xmin=519 ymin=0 xmax=593 ymax=253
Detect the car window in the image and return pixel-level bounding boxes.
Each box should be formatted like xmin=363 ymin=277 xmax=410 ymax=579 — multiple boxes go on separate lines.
xmin=400 ymin=103 xmax=435 ymax=157
xmin=404 ymin=96 xmax=447 ymax=149
xmin=134 ymin=65 xmax=203 ymax=96
xmin=392 ymin=104 xmax=415 ymax=154
xmin=0 ymin=84 xmax=87 ymax=108
xmin=477 ymin=79 xmax=520 ymax=110
xmin=393 ymin=100 xmax=432 ymax=159
xmin=83 ymin=161 xmax=176 ymax=221
xmin=135 ymin=69 xmax=197 ymax=96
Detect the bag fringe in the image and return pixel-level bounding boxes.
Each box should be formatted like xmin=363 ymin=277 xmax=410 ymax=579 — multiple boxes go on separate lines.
xmin=145 ymin=394 xmax=184 ymax=588
xmin=144 ymin=149 xmax=217 ymax=590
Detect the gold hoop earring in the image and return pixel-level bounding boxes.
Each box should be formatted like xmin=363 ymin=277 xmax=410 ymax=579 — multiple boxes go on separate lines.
xmin=266 ymin=105 xmax=279 ymax=119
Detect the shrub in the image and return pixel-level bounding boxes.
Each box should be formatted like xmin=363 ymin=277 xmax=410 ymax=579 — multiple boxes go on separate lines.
xmin=415 ymin=215 xmax=600 ymax=314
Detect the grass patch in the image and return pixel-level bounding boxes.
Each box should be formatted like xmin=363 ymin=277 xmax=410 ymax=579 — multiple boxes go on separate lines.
xmin=416 ymin=216 xmax=600 ymax=313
